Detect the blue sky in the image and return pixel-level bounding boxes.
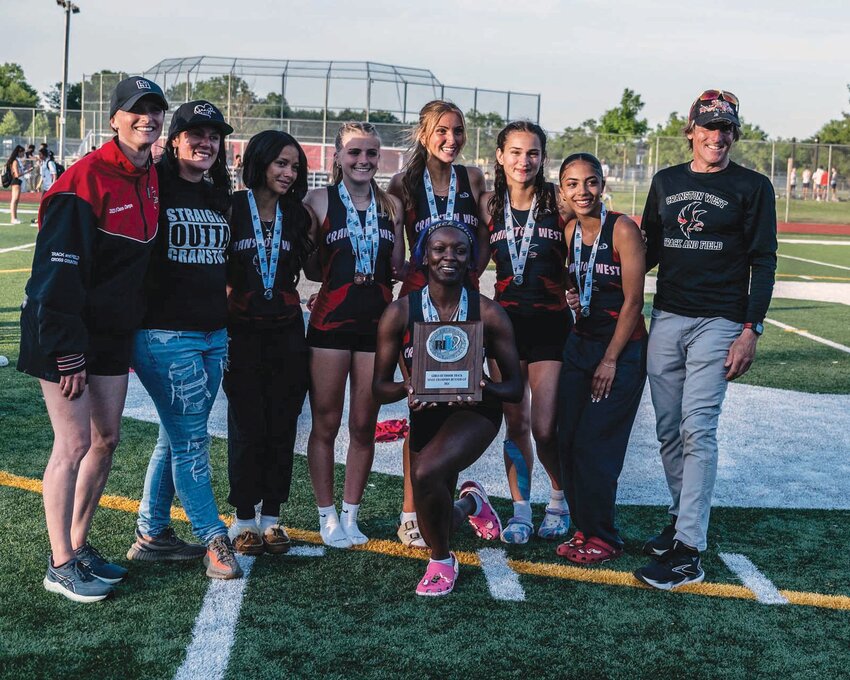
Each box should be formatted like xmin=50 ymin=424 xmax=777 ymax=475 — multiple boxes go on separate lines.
xmin=5 ymin=0 xmax=849 ymax=139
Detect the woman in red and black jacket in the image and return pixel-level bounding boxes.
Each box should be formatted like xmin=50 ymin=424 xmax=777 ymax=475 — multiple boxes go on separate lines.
xmin=17 ymin=76 xmax=168 ymax=603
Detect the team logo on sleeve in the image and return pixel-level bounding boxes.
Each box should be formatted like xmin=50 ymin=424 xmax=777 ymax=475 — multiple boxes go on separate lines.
xmin=677 ymin=201 xmax=706 ymax=239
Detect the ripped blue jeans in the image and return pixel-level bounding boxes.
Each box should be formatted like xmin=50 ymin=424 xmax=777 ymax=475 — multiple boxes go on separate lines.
xmin=132 ymin=328 xmax=228 ymax=544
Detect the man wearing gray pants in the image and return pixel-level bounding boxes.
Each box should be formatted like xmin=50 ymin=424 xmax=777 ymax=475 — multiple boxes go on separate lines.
xmin=634 ymin=89 xmax=777 ymax=590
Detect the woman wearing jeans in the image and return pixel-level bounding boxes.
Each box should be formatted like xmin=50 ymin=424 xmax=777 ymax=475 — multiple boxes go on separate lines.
xmin=126 ymin=101 xmax=241 ymax=579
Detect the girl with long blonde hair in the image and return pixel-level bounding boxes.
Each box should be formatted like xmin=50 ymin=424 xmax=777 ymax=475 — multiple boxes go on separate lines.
xmin=304 ymin=122 xmax=405 ymax=548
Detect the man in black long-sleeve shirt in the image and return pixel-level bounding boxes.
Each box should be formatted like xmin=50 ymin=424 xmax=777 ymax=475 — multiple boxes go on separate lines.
xmin=634 ymin=90 xmax=777 ymax=590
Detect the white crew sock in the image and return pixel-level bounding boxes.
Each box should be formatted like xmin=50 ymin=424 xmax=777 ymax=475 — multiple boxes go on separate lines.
xmin=228 ymin=517 xmax=258 ymax=540
xmin=548 ymin=489 xmax=568 ymax=512
xmin=341 ymin=501 xmax=368 ymax=545
xmin=513 ymin=500 xmax=532 ymax=524
xmin=431 ymin=556 xmax=454 ymax=567
xmin=400 ymin=511 xmax=418 ymax=524
xmin=259 ymin=514 xmax=278 ymax=532
xmin=318 ymin=505 xmax=351 ymax=549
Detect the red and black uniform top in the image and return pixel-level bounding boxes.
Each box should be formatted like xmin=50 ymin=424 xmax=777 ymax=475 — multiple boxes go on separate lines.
xmin=488 ymin=183 xmax=568 ymax=314
xmin=25 ymin=137 xmax=159 ymax=374
xmin=226 ymin=190 xmax=305 ymax=329
xmin=308 ymin=186 xmax=395 ymax=336
xmin=401 ymin=165 xmax=479 ymax=295
xmin=567 ymin=210 xmax=646 ymax=343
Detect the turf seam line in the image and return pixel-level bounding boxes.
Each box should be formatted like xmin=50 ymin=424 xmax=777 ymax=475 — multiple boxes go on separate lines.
xmin=778 ymin=253 xmax=850 ymax=271
xmin=0 ymin=242 xmax=36 ymax=254
xmin=2 ymin=469 xmax=849 ymax=611
xmin=173 ymin=554 xmax=255 ymax=680
xmin=289 ymin=546 xmax=326 ymax=557
xmin=477 ymin=548 xmax=526 ymax=602
xmin=764 ymin=318 xmax=850 ymax=354
xmin=719 ymin=552 xmax=788 ymax=605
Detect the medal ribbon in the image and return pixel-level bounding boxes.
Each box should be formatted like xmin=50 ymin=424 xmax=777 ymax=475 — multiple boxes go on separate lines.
xmin=573 ymin=205 xmax=607 ymax=314
xmin=337 ymin=182 xmax=379 ymax=277
xmin=421 ymin=285 xmax=468 ymax=322
xmin=502 ymin=191 xmax=537 ymax=282
xmin=423 ymin=166 xmax=457 ymax=222
xmin=247 ymin=189 xmax=283 ymax=295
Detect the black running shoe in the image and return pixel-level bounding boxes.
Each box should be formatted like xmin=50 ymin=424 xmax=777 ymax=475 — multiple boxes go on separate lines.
xmin=634 ymin=540 xmax=704 ymax=591
xmin=642 ymin=520 xmax=677 ymax=560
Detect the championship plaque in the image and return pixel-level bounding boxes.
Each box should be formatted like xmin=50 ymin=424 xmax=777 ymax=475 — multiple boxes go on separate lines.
xmin=412 ymin=320 xmax=484 ymax=403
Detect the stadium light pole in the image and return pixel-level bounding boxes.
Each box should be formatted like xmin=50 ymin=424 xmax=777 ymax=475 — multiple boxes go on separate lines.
xmin=56 ymin=0 xmax=80 ymax=165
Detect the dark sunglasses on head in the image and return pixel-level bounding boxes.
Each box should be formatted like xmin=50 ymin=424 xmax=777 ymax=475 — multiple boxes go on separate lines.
xmin=696 ymin=89 xmax=739 ymax=108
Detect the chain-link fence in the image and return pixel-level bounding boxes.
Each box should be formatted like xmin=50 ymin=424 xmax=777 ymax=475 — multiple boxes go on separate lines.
xmin=3 ymin=103 xmax=849 ymax=216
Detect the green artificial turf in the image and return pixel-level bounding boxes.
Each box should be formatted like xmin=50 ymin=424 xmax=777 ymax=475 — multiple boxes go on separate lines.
xmin=1 ymin=198 xmax=849 ymax=679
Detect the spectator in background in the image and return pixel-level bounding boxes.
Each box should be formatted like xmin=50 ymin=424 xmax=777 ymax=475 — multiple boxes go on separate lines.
xmin=789 ymin=167 xmax=797 ymax=199
xmin=38 ymin=149 xmax=56 ymax=193
xmin=233 ymin=153 xmax=244 ymax=189
xmin=812 ymin=166 xmax=825 ymax=201
xmin=819 ymin=165 xmax=829 ymax=201
xmin=830 ymin=168 xmax=838 ymax=201
xmin=23 ymin=145 xmax=36 ymax=192
xmin=801 ymin=167 xmax=811 ymax=200
xmin=5 ymin=145 xmax=27 ymax=224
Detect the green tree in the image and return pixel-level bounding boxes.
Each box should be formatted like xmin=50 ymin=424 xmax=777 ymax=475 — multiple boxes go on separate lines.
xmin=0 ymin=110 xmax=20 ymax=136
xmin=25 ymin=112 xmax=51 ymax=139
xmin=0 ymin=63 xmax=39 ymax=107
xmin=465 ymin=110 xmax=505 ymax=164
xmin=549 ymin=122 xmax=600 ymax=162
xmin=597 ymin=88 xmax=648 ymax=136
xmin=646 ymin=112 xmax=691 ymax=169
xmin=167 ymin=76 xmax=258 ymax=120
xmin=43 ymin=82 xmax=83 ymax=111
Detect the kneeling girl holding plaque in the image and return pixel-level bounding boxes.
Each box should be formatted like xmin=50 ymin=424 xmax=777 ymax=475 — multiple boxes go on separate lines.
xmin=373 ymin=220 xmax=522 ymax=596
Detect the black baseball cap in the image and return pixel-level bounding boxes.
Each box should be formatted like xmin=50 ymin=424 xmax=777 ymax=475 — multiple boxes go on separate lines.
xmin=688 ymin=89 xmax=741 ymax=128
xmin=109 ymin=76 xmax=168 ymax=118
xmin=167 ymin=100 xmax=234 ymax=139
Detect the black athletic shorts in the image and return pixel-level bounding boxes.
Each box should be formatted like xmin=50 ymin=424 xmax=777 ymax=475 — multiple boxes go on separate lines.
xmin=505 ymin=309 xmax=571 ymax=363
xmin=409 ymin=396 xmax=503 ymax=452
xmin=17 ymin=299 xmax=133 ymax=382
xmin=306 ymin=326 xmax=377 ymax=353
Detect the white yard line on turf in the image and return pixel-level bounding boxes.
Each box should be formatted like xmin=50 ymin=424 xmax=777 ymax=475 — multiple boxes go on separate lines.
xmin=174 ymin=555 xmax=256 ymax=680
xmin=0 ymin=242 xmax=35 ymax=254
xmin=764 ymin=318 xmax=850 ymax=354
xmin=477 ymin=548 xmax=526 ymax=602
xmin=719 ymin=553 xmax=788 ymax=605
xmin=779 ymin=239 xmax=850 ymax=246
xmin=778 ymin=254 xmax=850 ymax=271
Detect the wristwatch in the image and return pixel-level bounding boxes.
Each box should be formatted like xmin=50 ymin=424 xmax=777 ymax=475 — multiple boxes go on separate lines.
xmin=743 ymin=321 xmax=764 ymax=336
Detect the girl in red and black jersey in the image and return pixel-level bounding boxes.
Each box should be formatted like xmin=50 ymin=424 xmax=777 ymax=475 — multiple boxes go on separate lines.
xmin=224 ymin=131 xmax=316 ymax=556
xmin=557 ymin=153 xmax=647 ymax=565
xmin=304 ymin=122 xmax=404 ymax=548
xmin=387 ymin=101 xmax=489 ymax=547
xmin=388 ymin=100 xmax=489 ymax=295
xmin=479 ymin=121 xmax=571 ymax=544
